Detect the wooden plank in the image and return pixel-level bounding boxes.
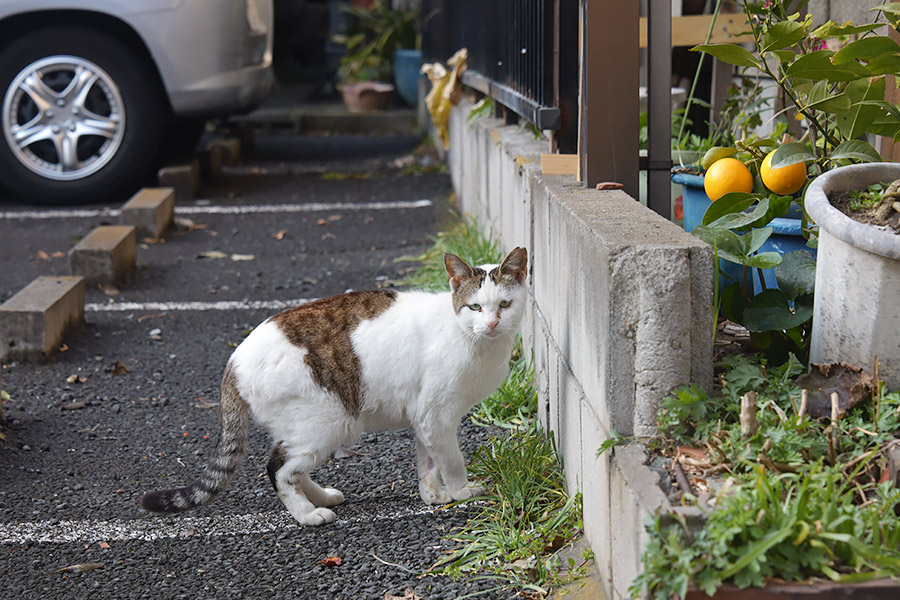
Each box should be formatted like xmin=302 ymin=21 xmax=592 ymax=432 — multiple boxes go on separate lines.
xmin=639 ymin=13 xmax=752 ymax=48
xmin=541 ymin=153 xmax=579 ymax=176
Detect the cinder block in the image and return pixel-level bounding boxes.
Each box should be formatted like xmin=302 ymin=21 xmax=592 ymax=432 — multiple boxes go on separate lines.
xmin=69 ymin=225 xmax=136 ymax=286
xmin=158 ymin=161 xmax=199 ymax=202
xmin=0 ymin=276 xmax=85 ymax=361
xmin=209 ymin=138 xmax=241 ymax=166
xmin=120 ymin=187 xmax=174 ymax=239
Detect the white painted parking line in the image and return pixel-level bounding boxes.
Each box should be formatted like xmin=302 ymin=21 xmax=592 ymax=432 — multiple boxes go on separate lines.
xmin=0 ymin=506 xmax=440 ymax=544
xmin=86 ymin=299 xmax=315 ymax=313
xmin=0 ymin=199 xmax=433 ymax=220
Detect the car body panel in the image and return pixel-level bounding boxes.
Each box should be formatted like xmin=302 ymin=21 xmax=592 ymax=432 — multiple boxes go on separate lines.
xmin=0 ymin=0 xmax=274 ymax=116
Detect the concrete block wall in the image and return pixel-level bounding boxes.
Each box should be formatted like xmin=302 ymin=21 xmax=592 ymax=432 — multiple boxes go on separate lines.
xmin=448 ymin=100 xmax=714 ymax=599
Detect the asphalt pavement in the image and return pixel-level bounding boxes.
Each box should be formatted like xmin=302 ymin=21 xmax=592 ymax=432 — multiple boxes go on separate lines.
xmin=0 ymin=128 xmax=512 ymax=599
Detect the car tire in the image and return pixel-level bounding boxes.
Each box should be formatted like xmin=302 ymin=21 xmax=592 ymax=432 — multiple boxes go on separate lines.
xmin=0 ymin=27 xmax=164 ymax=205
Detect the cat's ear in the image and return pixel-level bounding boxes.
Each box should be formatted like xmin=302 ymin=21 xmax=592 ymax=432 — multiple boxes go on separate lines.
xmin=444 ymin=253 xmax=473 ymax=291
xmin=499 ymin=247 xmax=528 ymax=284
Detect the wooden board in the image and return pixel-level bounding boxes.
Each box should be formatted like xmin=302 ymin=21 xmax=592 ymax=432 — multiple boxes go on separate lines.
xmin=639 ymin=13 xmax=753 ymax=48
xmin=541 ymin=153 xmax=579 ymax=176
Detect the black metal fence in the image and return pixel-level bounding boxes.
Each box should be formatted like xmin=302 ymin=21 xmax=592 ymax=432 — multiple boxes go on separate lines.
xmin=421 ymin=0 xmax=574 ymax=142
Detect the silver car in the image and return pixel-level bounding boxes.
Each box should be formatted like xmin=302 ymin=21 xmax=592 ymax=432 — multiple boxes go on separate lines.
xmin=0 ymin=0 xmax=274 ymax=204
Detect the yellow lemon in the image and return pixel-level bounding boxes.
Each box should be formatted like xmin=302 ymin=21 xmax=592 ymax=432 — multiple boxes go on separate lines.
xmin=703 ymin=157 xmax=753 ymax=201
xmin=760 ymin=150 xmax=807 ymax=196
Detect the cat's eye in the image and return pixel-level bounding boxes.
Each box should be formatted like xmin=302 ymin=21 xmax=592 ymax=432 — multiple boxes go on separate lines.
xmin=467 ymin=303 xmax=482 ymax=311
xmin=499 ymin=300 xmax=512 ymax=308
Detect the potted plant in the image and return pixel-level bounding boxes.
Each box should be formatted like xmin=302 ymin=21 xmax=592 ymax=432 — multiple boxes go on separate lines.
xmin=805 ymin=163 xmax=900 ymax=389
xmin=685 ymin=0 xmax=900 ymax=367
xmin=333 ymin=0 xmax=417 ymax=111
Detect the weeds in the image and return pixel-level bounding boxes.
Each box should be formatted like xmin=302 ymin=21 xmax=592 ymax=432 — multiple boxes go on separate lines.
xmin=635 ymin=354 xmax=900 ymax=599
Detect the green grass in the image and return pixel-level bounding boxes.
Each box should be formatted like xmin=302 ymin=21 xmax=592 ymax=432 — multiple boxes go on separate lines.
xmin=397 ymin=214 xmax=503 ymax=291
xmin=634 ymin=354 xmax=900 ymax=599
xmin=401 ymin=214 xmax=584 ymax=598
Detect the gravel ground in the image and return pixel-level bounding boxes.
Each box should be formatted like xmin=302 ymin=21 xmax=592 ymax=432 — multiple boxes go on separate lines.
xmin=0 ymin=131 xmax=513 ymax=599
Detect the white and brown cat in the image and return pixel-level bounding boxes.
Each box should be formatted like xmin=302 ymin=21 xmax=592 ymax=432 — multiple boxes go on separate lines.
xmin=141 ymin=247 xmax=528 ymax=525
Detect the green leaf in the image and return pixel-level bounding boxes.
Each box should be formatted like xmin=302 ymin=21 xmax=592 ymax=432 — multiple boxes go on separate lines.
xmin=811 ymin=20 xmax=884 ymax=39
xmin=775 ymin=250 xmax=817 ymax=301
xmin=805 ymin=81 xmax=851 ymax=114
xmin=837 ymin=77 xmax=886 ymax=140
xmin=785 ymin=50 xmax=872 ymax=82
xmin=707 ymin=198 xmax=771 ymax=230
xmin=830 ymin=139 xmax=883 ymax=163
xmin=743 ymin=251 xmax=783 ymax=270
xmin=742 ymin=227 xmax=774 ymax=256
xmin=721 ymin=283 xmax=747 ymax=323
xmin=832 ymin=37 xmax=900 ymax=65
xmin=865 ymin=52 xmax=900 ymax=76
xmin=467 ymin=98 xmax=495 ymax=125
xmin=718 ymin=521 xmax=796 ymax=579
xmin=691 ymin=44 xmax=761 ymax=68
xmin=762 ymin=21 xmax=807 ymax=53
xmin=743 ymin=290 xmax=813 ymax=332
xmin=692 ymin=226 xmax=753 ymax=265
xmin=770 ymin=142 xmax=815 ymax=169
xmin=701 ymin=193 xmax=758 ymax=226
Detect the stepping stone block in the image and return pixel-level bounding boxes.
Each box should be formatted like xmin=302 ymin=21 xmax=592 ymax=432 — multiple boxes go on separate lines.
xmin=0 ymin=276 xmax=85 ymax=361
xmin=158 ymin=161 xmax=199 ymax=202
xmin=120 ymin=187 xmax=174 ymax=239
xmin=209 ymin=138 xmax=241 ymax=165
xmin=196 ymin=144 xmax=224 ymax=181
xmin=69 ymin=225 xmax=136 ymax=286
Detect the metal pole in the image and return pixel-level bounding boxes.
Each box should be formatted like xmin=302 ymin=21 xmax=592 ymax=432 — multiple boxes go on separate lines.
xmin=647 ymin=0 xmax=672 ymax=219
xmin=580 ymin=0 xmax=639 ymax=194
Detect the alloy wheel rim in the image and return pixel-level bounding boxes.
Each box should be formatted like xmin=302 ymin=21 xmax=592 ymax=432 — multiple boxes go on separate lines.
xmin=2 ymin=55 xmax=125 ymax=181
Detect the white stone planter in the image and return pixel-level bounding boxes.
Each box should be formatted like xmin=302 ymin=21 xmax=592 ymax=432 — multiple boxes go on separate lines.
xmin=805 ymin=163 xmax=900 ymax=389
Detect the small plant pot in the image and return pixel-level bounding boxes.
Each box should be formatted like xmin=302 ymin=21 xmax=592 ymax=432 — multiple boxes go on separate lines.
xmin=393 ymin=49 xmax=423 ymax=107
xmin=338 ymin=81 xmax=395 ymax=113
xmin=671 ymin=172 xmax=809 ymax=295
xmin=805 ymin=162 xmax=900 ymax=389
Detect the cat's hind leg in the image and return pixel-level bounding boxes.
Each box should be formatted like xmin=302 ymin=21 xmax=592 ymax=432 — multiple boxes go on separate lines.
xmin=267 ymin=444 xmax=336 ymax=526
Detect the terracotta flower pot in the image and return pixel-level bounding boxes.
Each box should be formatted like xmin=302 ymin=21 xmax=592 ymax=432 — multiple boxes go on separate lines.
xmin=338 ymin=81 xmax=394 ymax=113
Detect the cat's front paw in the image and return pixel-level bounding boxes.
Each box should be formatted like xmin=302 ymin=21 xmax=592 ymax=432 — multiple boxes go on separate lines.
xmin=450 ymin=483 xmax=487 ymax=501
xmin=419 ymin=482 xmax=452 ymax=505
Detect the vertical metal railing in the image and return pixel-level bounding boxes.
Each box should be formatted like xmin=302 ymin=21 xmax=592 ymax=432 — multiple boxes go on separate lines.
xmin=422 ymin=0 xmax=673 ymax=217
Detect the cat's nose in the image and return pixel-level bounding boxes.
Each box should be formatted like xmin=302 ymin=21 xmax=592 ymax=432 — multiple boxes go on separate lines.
xmin=487 ymin=320 xmax=498 ymax=331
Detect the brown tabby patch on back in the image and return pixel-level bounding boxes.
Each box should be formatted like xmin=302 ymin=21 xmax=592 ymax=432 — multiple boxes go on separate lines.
xmin=272 ymin=290 xmax=398 ymax=418
xmin=451 ymin=267 xmax=486 ymax=313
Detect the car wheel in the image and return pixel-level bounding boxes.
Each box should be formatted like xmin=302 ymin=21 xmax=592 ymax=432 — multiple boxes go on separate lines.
xmin=0 ymin=28 xmax=164 ymax=205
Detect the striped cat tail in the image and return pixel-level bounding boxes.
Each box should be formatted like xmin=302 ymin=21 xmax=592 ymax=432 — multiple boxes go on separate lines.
xmin=140 ymin=363 xmax=249 ymax=513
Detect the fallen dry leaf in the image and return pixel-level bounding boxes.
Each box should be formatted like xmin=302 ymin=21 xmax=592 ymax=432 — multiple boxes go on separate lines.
xmin=194 ymin=401 xmax=219 ymax=410
xmin=383 ymin=589 xmax=422 ymax=600
xmin=333 ymin=447 xmax=365 ymax=459
xmin=57 ymin=563 xmax=104 ymax=573
xmin=142 ymin=237 xmax=164 ymax=245
xmin=65 ymin=374 xmax=86 ymax=384
xmin=230 ymin=254 xmax=255 ymax=261
xmin=197 ymin=250 xmax=227 ymax=259
xmin=111 ymin=361 xmax=129 ymax=376
xmin=270 ymin=229 xmax=288 ymax=240
xmin=99 ymin=284 xmax=120 ymax=296
xmin=37 ymin=250 xmax=49 ymax=260
xmin=98 ymin=542 xmax=110 ymax=549
xmin=61 ymin=402 xmax=87 ymax=411
xmin=316 ymin=218 xmax=329 ymax=227
xmin=793 ymin=362 xmax=874 ymax=419
xmin=318 ymin=555 xmax=342 ymax=567
xmin=51 ymin=251 xmax=66 ymax=258
xmin=58 ymin=344 xmax=69 ymax=353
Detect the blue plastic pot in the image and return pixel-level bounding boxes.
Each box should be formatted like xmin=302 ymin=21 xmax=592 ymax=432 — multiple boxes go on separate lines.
xmin=672 ymin=171 xmax=812 ymax=296
xmin=393 ymin=49 xmax=423 ymax=107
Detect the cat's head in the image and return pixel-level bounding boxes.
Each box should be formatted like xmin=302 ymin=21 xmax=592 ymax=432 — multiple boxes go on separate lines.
xmin=443 ymin=247 xmax=528 ymax=340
